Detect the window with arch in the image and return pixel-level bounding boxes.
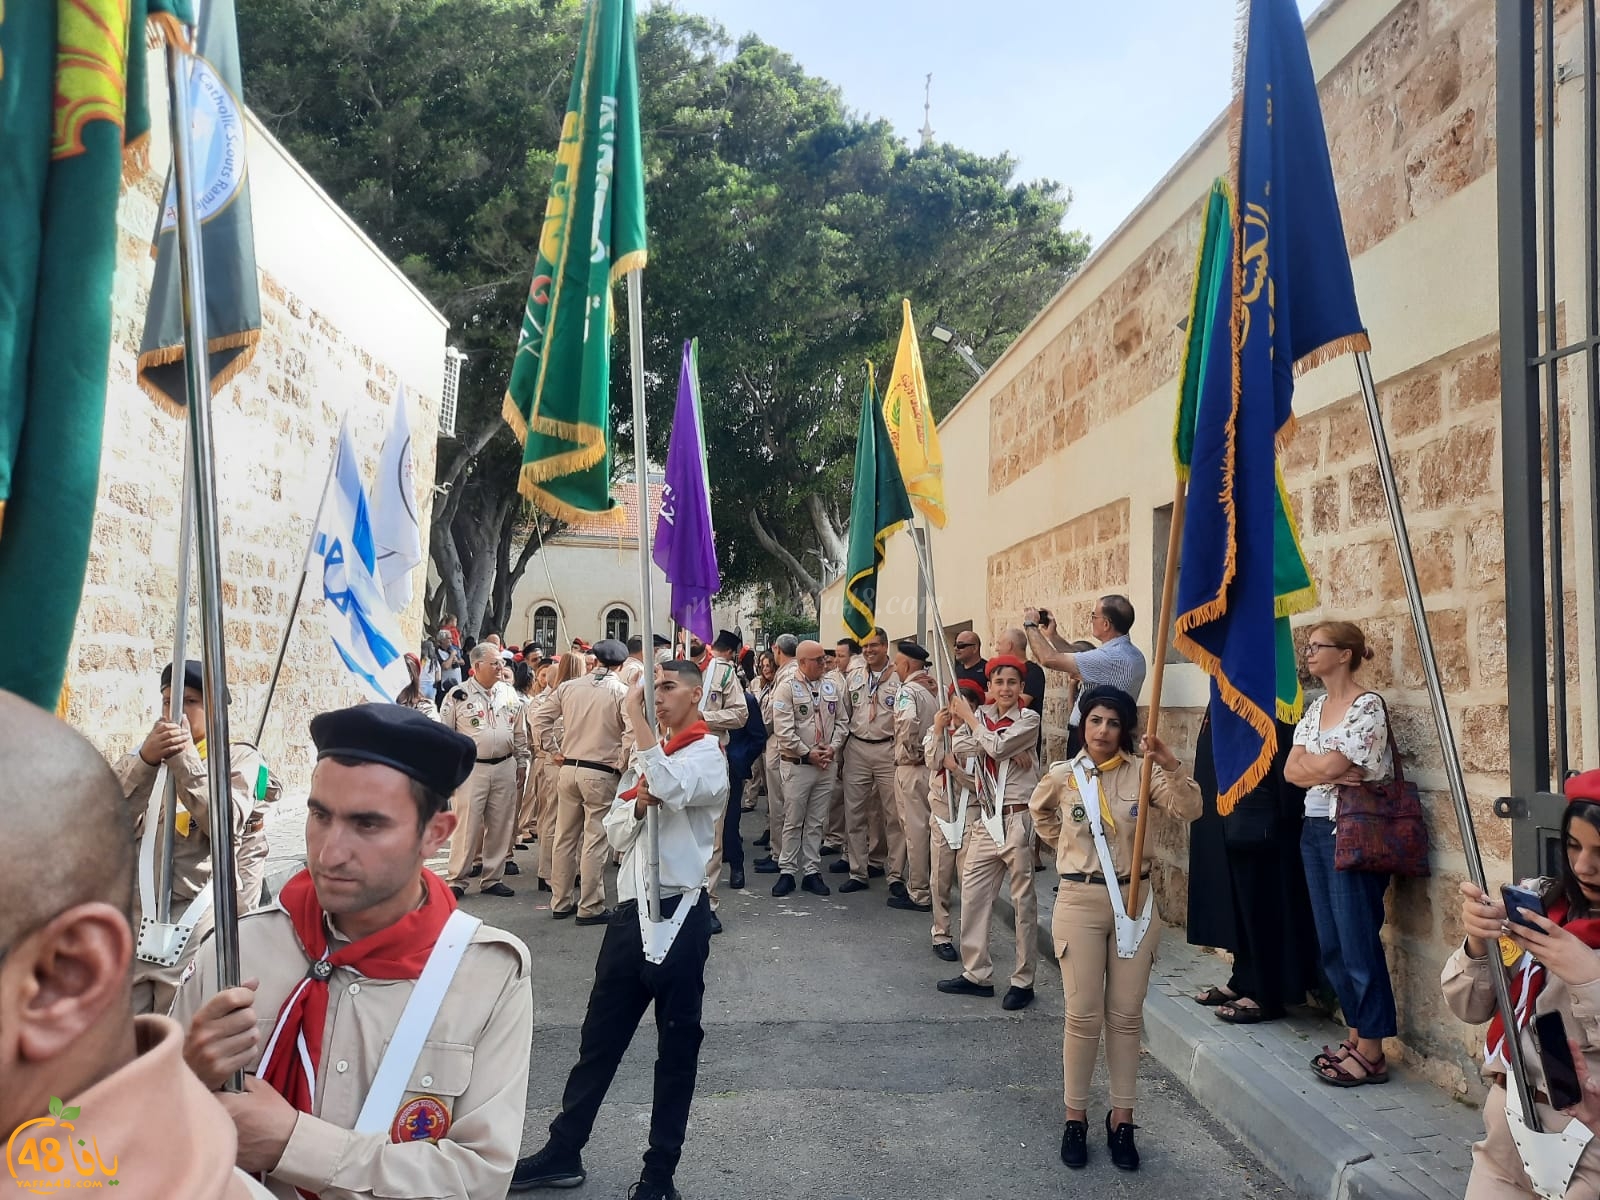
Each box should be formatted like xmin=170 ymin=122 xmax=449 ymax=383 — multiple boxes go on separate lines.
xmin=605 ymin=607 xmax=630 ymax=642
xmin=532 ymin=605 xmax=557 ymax=649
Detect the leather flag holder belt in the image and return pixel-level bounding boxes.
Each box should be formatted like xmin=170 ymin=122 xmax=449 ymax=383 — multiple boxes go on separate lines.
xmin=850 ymin=735 xmax=891 ymax=745
xmin=1059 ymin=870 xmax=1152 ymax=886
xmin=569 ymin=758 xmax=622 ymax=776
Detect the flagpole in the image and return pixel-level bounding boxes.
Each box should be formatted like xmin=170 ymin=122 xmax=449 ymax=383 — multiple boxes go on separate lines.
xmin=165 ymin=34 xmax=243 ymax=1060
xmin=625 ymin=268 xmax=662 ymax=926
xmin=531 ymin=515 xmax=570 ymax=650
xmin=158 ymin=443 xmax=197 ymax=923
xmin=1353 ymin=350 xmax=1540 ymax=1128
xmin=1127 ymin=483 xmax=1186 ymax=918
xmin=903 ymin=523 xmax=962 ymax=824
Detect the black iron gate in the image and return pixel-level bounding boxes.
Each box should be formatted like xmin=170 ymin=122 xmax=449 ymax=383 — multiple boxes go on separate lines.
xmin=1497 ymin=0 xmax=1600 ymax=875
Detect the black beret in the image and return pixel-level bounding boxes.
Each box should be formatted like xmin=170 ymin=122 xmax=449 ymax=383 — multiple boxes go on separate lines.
xmin=592 ymin=638 xmax=629 ymax=667
xmin=713 ymin=629 xmax=741 ymax=652
xmin=159 ymin=658 xmax=230 ymax=705
xmin=310 ymin=704 xmax=476 ymax=795
xmin=896 ymin=641 xmax=930 ymax=663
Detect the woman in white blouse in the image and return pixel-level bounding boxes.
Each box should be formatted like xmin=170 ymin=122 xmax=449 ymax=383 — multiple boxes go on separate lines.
xmin=1285 ymin=620 xmax=1396 ymax=1088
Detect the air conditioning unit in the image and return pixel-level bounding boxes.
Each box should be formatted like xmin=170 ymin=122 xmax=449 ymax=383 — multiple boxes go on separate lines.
xmin=439 ymin=346 xmax=466 ymax=438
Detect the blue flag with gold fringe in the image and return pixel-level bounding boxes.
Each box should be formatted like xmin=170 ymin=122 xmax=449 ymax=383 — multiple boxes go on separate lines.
xmin=1173 ymin=0 xmax=1369 ymax=812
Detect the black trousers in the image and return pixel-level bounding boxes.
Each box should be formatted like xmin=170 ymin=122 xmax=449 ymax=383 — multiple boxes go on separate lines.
xmin=549 ymin=891 xmax=711 ymax=1184
xmin=723 ymin=774 xmax=746 ymax=870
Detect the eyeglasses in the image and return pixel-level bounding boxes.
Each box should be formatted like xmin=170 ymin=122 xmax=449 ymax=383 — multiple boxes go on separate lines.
xmin=1303 ymin=641 xmax=1341 ymax=655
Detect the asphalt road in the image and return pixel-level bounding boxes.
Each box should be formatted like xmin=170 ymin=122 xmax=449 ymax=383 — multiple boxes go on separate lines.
xmin=267 ymin=802 xmax=1290 ymax=1199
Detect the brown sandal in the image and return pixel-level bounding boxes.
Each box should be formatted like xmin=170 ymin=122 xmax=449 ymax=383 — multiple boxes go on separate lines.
xmin=1314 ymin=1045 xmax=1389 ymax=1087
xmin=1310 ymin=1040 xmax=1356 ymax=1071
xmin=1194 ymin=985 xmax=1239 ymax=1007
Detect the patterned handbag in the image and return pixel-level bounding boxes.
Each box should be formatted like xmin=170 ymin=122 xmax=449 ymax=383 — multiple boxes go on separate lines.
xmin=1333 ymin=697 xmax=1430 ymax=877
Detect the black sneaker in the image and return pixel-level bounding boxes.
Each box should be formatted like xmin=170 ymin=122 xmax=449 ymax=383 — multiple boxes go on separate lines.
xmin=574 ymin=910 xmax=611 ymax=926
xmin=771 ymin=874 xmax=797 ymax=897
xmin=510 ymin=1142 xmax=586 ymax=1190
xmin=708 ymin=912 xmax=723 ymax=935
xmin=937 ymin=975 xmax=995 ymax=997
xmin=627 ymin=1179 xmax=681 ymax=1200
xmin=838 ymin=878 xmax=869 ymax=893
xmin=867 ymin=865 xmax=886 ymax=878
xmin=504 ymin=861 xmax=521 ymax=876
xmin=481 ymin=882 xmax=515 ymax=898
xmin=450 ymin=885 xmax=466 ymax=900
xmin=932 ymin=942 xmax=959 ymax=962
xmin=753 ymin=857 xmax=781 ymax=874
xmin=469 ymin=864 xmax=483 ymax=878
xmin=753 ymin=830 xmax=771 ymax=848
xmin=820 ymin=843 xmax=842 ymax=856
xmin=888 ymin=880 xmax=909 ymax=899
xmin=1106 ymin=1111 xmax=1140 ymax=1171
xmin=1060 ymin=1120 xmax=1088 ymax=1169
xmin=801 ymin=873 xmax=831 ymax=896
xmin=828 ymin=859 xmax=851 ymax=874
xmin=1002 ymin=985 xmax=1035 ymax=1011
xmin=729 ymin=867 xmax=745 ymax=889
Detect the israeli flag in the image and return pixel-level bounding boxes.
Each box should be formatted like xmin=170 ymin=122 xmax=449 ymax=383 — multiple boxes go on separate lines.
xmin=309 ymin=420 xmax=410 ymax=702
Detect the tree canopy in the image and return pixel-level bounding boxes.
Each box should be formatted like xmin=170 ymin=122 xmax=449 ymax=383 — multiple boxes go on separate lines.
xmin=237 ymin=0 xmax=1090 ymax=631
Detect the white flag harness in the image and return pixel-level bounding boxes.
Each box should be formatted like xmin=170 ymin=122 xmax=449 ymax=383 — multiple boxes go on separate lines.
xmin=932 ymin=756 xmax=976 ymax=851
xmin=1504 ymin=1073 xmax=1593 ymax=1199
xmin=135 ymin=764 xmax=214 ymax=967
xmin=1071 ymin=761 xmax=1153 ymax=960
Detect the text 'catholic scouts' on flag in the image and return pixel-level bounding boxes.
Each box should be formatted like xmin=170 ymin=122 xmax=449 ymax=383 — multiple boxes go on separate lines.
xmin=1172 ymin=0 xmax=1369 ymax=812
xmin=653 ymin=340 xmax=720 ymax=644
xmin=502 ymin=0 xmax=646 ymax=522
xmin=843 ymin=365 xmax=914 ymax=641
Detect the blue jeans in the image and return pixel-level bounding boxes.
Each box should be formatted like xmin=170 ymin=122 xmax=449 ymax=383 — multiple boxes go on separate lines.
xmin=1299 ymin=818 xmax=1397 ymax=1039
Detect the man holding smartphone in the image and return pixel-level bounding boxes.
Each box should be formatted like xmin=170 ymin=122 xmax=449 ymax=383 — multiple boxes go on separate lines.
xmin=1023 ymin=597 xmax=1146 ymax=757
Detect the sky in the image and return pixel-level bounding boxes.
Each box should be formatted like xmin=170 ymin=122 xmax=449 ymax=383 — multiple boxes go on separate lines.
xmin=654 ymin=0 xmax=1323 ymax=247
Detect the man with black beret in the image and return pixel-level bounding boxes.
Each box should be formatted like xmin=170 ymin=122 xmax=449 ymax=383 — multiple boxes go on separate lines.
xmin=111 ymin=659 xmax=280 ymax=1015
xmin=173 ymin=703 xmax=534 ymax=1200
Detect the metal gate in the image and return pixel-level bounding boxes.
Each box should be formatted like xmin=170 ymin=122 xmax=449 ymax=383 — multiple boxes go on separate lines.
xmin=1497 ymin=0 xmax=1600 ymax=875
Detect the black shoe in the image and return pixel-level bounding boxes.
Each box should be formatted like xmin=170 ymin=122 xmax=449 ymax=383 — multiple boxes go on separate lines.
xmin=627 ymin=1179 xmax=681 ymax=1200
xmin=753 ymin=857 xmax=781 ymax=874
xmin=481 ymin=882 xmax=515 ymax=897
xmin=937 ymin=975 xmax=995 ymax=997
xmin=828 ymin=859 xmax=851 ymax=874
xmin=886 ymin=893 xmax=921 ymax=911
xmin=516 ymin=841 xmax=531 ymax=850
xmin=932 ymin=942 xmax=959 ymax=962
xmin=801 ymin=873 xmax=831 ymax=896
xmin=838 ymin=878 xmax=869 ymax=893
xmin=1060 ymin=1120 xmax=1088 ymax=1169
xmin=469 ymin=864 xmax=483 ymax=878
xmin=708 ymin=913 xmax=723 ymax=935
xmin=510 ymin=1142 xmax=586 ymax=1190
xmin=754 ymin=830 xmax=771 ymax=848
xmin=1002 ymin=985 xmax=1036 ymax=1011
xmin=772 ymin=874 xmax=797 ymax=897
xmin=888 ymin=880 xmax=909 ymax=900
xmin=820 ymin=843 xmax=842 ymax=856
xmin=867 ymin=865 xmax=886 ymax=879
xmin=538 ymin=878 xmax=553 ymax=893
xmin=450 ymin=885 xmax=466 ymax=900
xmin=504 ymin=861 xmax=521 ymax=876
xmin=552 ymin=906 xmax=576 ymax=920
xmin=1106 ymin=1112 xmax=1140 ymax=1171
xmin=574 ymin=909 xmax=611 ymax=926
xmin=730 ymin=867 xmax=745 ymax=890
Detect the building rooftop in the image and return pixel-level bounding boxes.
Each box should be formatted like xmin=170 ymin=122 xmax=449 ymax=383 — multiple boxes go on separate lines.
xmin=549 ymin=480 xmax=665 ymax=542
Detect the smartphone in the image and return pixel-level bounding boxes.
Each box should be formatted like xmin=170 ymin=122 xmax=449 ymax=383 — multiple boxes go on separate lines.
xmin=1535 ymin=1011 xmax=1583 ymax=1110
xmin=1037 ymin=608 xmax=1052 ymax=625
xmin=1502 ymin=883 xmax=1548 ymax=930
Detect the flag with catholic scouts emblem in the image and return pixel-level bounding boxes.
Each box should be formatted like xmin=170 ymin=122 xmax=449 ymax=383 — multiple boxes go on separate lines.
xmin=137 ymin=0 xmax=261 ymax=412
xmin=843 ymin=365 xmax=914 ymax=640
xmin=0 ymin=0 xmax=191 ymax=710
xmin=881 ymin=299 xmax=946 ymax=528
xmin=1173 ymin=0 xmax=1369 ymax=812
xmin=503 ymin=0 xmax=647 ymax=522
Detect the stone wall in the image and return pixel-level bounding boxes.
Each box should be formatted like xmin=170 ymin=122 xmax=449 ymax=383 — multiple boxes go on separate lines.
xmin=69 ymin=92 xmax=448 ymax=796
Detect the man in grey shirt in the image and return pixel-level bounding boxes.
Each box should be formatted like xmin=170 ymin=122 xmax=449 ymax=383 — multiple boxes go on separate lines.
xmin=1023 ymin=595 xmax=1147 ymax=755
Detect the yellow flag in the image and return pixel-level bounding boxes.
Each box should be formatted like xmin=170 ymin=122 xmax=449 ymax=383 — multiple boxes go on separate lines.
xmin=880 ymin=299 xmax=947 ymax=528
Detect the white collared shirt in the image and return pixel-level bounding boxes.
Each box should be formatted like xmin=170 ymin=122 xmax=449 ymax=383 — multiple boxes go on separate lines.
xmin=602 ymin=732 xmax=728 ymax=900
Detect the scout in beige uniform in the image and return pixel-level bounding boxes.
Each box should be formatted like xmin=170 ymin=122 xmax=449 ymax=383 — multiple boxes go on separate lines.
xmin=439 ymin=643 xmax=530 ymax=898
xmin=890 ymin=641 xmax=937 ymax=913
xmin=0 ymin=691 xmax=274 ymax=1200
xmin=925 ymin=691 xmax=982 ymax=962
xmin=823 ymin=641 xmax=859 ymax=854
xmin=831 ymin=628 xmax=902 ymax=893
xmin=534 ymin=638 xmax=631 ymax=922
xmin=1030 ymin=684 xmax=1200 ymax=1172
xmin=175 ymin=703 xmax=534 ymax=1200
xmin=532 ymin=653 xmax=585 ymax=889
xmin=752 ymin=636 xmax=798 ymax=874
xmin=112 ymin=659 xmax=277 ymax=1015
xmin=937 ymin=656 xmax=1042 ymax=1008
xmin=699 ymin=629 xmax=750 ymax=928
xmin=770 ymin=640 xmax=838 ymax=898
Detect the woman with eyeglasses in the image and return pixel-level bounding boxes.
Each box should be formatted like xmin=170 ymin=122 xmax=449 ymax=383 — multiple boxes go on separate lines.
xmin=1284 ymin=620 xmax=1397 ymax=1088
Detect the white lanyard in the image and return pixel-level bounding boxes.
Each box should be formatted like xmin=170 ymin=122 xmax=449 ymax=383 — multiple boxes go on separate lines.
xmin=1071 ymin=761 xmax=1153 ymax=959
xmin=135 ymin=763 xmax=216 ymax=967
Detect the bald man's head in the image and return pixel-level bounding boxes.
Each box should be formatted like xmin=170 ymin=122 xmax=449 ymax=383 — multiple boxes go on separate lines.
xmin=0 ymin=692 xmax=134 ymax=948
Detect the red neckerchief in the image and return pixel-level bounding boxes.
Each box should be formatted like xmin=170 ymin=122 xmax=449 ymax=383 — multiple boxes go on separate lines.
xmin=619 ymin=720 xmax=710 ymax=801
xmin=978 ymin=706 xmax=1015 ymax=787
xmin=258 ymin=869 xmax=456 ymax=1136
xmin=1485 ymin=897 xmax=1600 ymax=1070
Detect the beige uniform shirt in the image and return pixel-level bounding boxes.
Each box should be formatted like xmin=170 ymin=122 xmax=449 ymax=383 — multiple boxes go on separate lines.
xmin=172 ymin=900 xmax=533 ymax=1200
xmin=1030 ymin=752 xmax=1201 ymax=878
xmin=700 ymin=655 xmax=749 ymax=744
xmin=773 ymin=671 xmax=843 ymax=760
xmin=950 ymin=704 xmax=1042 ymax=807
xmin=618 ymin=658 xmax=646 ymax=689
xmin=892 ymin=675 xmax=937 ymax=766
xmin=836 ymin=663 xmax=899 ymax=750
xmin=535 ymin=668 xmax=629 ymax=768
xmin=438 ymin=677 xmax=529 ymax=768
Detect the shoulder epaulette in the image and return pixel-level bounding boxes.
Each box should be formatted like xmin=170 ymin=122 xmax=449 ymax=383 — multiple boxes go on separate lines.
xmin=450 ymin=687 xmax=467 ymax=701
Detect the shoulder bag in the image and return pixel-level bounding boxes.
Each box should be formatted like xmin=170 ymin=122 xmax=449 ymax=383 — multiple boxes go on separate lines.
xmin=1333 ymin=695 xmax=1430 ymax=877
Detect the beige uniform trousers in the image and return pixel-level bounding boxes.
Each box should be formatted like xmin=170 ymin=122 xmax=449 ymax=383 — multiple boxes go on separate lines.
xmin=516 ymin=759 xmax=541 ymax=840
xmin=1053 ymin=881 xmax=1160 ymax=1112
xmin=843 ymin=737 xmax=902 ymax=883
xmin=763 ymin=741 xmax=786 ymax=860
xmin=1466 ymin=1085 xmax=1600 ymax=1198
xmin=447 ymin=759 xmax=518 ymax=889
xmin=537 ymin=760 xmax=561 ymax=882
xmin=778 ymin=760 xmax=833 ymax=879
xmin=552 ymin=764 xmax=618 ymax=916
xmin=930 ymin=807 xmax=967 ymax=948
xmin=827 ymin=758 xmax=846 ymax=846
xmin=894 ymin=764 xmax=933 ymax=906
xmin=957 ymin=809 xmax=1037 ymax=989
xmin=704 ymin=786 xmax=729 ymax=909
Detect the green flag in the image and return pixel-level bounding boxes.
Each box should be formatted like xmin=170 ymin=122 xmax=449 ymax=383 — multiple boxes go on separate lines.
xmin=843 ymin=365 xmax=914 ymax=640
xmin=0 ymin=1 xmax=189 ymax=710
xmin=1173 ymin=178 xmax=1315 ymax=723
xmin=137 ymin=0 xmax=261 ymax=413
xmin=503 ymin=0 xmax=647 ymax=523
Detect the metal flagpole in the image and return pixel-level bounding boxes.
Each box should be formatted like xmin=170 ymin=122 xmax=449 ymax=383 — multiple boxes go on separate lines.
xmin=903 ymin=525 xmax=962 ymax=825
xmin=157 ymin=447 xmax=197 ymax=923
xmin=1354 ymin=349 xmax=1540 ymax=1129
xmin=626 ymin=269 xmax=662 ymax=926
xmin=165 ymin=36 xmax=243 ymax=1065
xmin=531 ymin=514 xmax=570 ymax=649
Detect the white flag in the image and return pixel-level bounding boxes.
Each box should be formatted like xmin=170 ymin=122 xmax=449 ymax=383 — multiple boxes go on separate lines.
xmin=370 ymin=386 xmax=423 ymax=611
xmin=309 ymin=420 xmax=410 ymax=702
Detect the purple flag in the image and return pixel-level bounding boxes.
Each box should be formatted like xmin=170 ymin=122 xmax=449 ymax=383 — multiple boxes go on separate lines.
xmin=653 ymin=340 xmax=719 ymax=641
